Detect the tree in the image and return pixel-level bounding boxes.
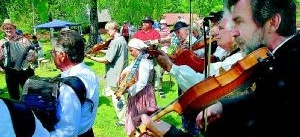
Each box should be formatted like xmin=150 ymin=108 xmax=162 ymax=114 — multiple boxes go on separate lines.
xmin=88 ymin=0 xmax=98 ymax=47
xmin=0 ymin=0 xmax=9 ymax=19
xmin=0 ymin=0 xmax=230 ymax=36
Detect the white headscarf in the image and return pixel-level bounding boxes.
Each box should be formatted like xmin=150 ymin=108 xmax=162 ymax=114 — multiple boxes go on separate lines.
xmin=128 ymin=38 xmax=148 ymax=50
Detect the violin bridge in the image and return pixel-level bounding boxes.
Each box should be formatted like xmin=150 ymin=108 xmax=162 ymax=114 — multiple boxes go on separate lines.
xmin=218 ymin=67 xmax=226 ymax=75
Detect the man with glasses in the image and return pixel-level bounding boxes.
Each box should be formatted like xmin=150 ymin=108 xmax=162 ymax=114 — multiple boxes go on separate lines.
xmin=50 ymin=29 xmax=99 ymax=136
xmin=170 ymin=21 xmax=200 ymax=137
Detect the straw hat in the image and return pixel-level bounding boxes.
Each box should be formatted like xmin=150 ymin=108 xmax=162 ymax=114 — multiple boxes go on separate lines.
xmin=1 ymin=19 xmax=16 ymax=30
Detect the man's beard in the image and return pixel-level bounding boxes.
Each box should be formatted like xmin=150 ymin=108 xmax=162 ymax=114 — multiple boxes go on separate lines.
xmin=235 ymin=28 xmax=266 ymax=56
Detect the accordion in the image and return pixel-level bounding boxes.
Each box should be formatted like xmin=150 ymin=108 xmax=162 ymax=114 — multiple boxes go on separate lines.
xmin=2 ymin=40 xmax=35 ymax=70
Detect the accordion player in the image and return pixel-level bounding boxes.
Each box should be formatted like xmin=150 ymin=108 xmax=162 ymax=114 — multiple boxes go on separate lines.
xmin=0 ymin=37 xmax=37 ymax=71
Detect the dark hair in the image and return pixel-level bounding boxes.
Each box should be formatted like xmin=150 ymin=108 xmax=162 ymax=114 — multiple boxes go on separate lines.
xmin=225 ymin=0 xmax=296 ymax=36
xmin=32 ymin=35 xmax=37 ymax=39
xmin=56 ymin=29 xmax=85 ymax=63
xmin=16 ymin=29 xmax=23 ymax=35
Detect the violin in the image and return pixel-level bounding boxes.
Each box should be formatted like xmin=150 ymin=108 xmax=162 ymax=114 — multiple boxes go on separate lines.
xmin=85 ymin=37 xmax=113 ymax=54
xmin=168 ymin=47 xmax=216 ymax=73
xmin=191 ymin=37 xmax=217 ymax=51
xmin=130 ymin=47 xmax=271 ymax=137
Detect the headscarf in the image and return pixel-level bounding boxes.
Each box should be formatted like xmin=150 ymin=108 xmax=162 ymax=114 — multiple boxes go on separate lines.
xmin=128 ymin=38 xmax=148 ymax=50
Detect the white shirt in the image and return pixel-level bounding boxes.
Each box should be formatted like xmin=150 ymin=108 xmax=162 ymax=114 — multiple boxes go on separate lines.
xmin=170 ymin=52 xmax=243 ymax=91
xmin=0 ymin=99 xmax=50 ymax=137
xmin=124 ymin=56 xmax=154 ymax=96
xmin=50 ymin=62 xmax=99 ymax=137
xmin=213 ymin=46 xmax=228 ymax=61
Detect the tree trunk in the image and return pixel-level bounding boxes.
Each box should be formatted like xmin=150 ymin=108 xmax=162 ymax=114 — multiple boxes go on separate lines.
xmin=88 ymin=0 xmax=98 ymax=47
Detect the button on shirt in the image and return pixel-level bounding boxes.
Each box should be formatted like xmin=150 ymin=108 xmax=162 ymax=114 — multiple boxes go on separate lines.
xmin=51 ymin=62 xmax=99 ymax=136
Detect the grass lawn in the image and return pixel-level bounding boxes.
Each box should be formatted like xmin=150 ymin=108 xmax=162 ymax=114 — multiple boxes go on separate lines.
xmin=0 ymin=42 xmax=183 ymax=137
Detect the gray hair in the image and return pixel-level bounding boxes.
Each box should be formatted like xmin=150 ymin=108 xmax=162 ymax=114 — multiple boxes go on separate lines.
xmin=225 ymin=0 xmax=296 ymax=36
xmin=55 ymin=29 xmax=85 ymax=63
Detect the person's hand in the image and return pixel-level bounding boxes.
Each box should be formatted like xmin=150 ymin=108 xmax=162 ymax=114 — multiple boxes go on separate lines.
xmin=132 ymin=106 xmax=171 ymax=137
xmin=155 ymin=49 xmax=173 ymax=72
xmin=27 ymin=50 xmax=38 ymax=62
xmin=117 ymin=70 xmax=129 ymax=85
xmin=196 ymin=102 xmax=223 ymax=130
xmin=139 ymin=114 xmax=171 ymax=137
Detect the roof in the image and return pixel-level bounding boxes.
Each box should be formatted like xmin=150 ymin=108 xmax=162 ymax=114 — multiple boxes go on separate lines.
xmin=162 ymin=13 xmax=199 ymax=26
xmin=35 ymin=19 xmax=80 ymax=29
xmin=98 ymin=9 xmax=111 ymax=23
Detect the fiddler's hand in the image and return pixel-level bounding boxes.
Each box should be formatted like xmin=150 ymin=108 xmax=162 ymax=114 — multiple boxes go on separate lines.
xmin=133 ymin=106 xmax=159 ymax=126
xmin=132 ymin=106 xmax=171 ymax=137
xmin=139 ymin=114 xmax=171 ymax=137
xmin=156 ymin=50 xmax=173 ymax=72
xmin=196 ymin=102 xmax=223 ymax=130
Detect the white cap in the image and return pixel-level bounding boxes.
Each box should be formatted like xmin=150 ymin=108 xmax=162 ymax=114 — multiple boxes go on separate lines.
xmin=128 ymin=38 xmax=148 ymax=50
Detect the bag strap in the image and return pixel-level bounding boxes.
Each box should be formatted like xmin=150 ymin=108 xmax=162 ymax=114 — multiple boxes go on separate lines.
xmin=58 ymin=76 xmax=94 ymax=112
xmin=1 ymin=97 xmax=36 ymax=137
xmin=59 ymin=76 xmax=87 ymax=104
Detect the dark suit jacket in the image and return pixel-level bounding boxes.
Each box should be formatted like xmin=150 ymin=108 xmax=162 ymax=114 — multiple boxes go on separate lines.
xmin=165 ymin=34 xmax=300 ymax=137
xmin=216 ymin=34 xmax=300 ymax=137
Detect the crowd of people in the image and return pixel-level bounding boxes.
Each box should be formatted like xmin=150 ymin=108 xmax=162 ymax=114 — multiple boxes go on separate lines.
xmin=134 ymin=0 xmax=299 ymax=137
xmin=0 ymin=0 xmax=299 ymax=136
xmin=0 ymin=22 xmax=99 ymax=136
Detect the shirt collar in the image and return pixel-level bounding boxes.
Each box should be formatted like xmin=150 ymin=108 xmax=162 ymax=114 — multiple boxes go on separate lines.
xmin=61 ymin=62 xmax=85 ymax=77
xmin=272 ymin=35 xmax=295 ymax=54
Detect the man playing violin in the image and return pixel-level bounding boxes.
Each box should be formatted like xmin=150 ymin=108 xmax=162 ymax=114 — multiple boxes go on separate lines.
xmin=134 ymin=0 xmax=300 ymax=137
xmin=130 ymin=10 xmax=241 ymax=137
xmin=86 ymin=21 xmax=128 ymax=127
xmin=167 ymin=12 xmax=240 ymax=91
xmin=197 ymin=0 xmax=300 ymax=137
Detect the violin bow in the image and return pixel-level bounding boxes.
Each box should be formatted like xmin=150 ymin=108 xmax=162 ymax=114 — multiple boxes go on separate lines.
xmin=202 ymin=18 xmax=213 ymax=132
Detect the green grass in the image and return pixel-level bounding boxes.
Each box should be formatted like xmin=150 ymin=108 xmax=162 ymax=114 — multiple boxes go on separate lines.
xmin=0 ymin=42 xmax=183 ymax=137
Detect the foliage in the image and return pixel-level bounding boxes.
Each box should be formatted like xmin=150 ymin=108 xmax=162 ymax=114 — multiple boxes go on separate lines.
xmin=1 ymin=0 xmax=300 ymax=34
xmin=0 ymin=0 xmax=226 ymax=35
